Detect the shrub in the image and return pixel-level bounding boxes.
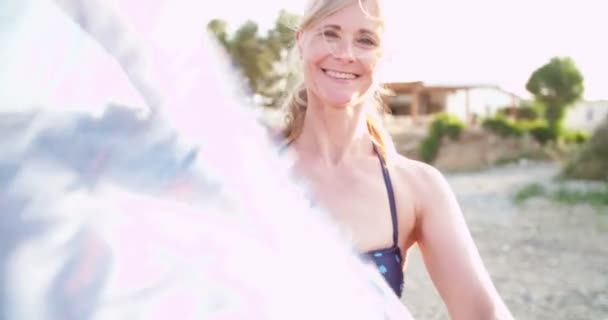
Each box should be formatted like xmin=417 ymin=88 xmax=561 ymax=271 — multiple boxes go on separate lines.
xmin=481 ymin=116 xmax=524 ymax=138
xmin=431 ymin=113 xmax=465 ymax=140
xmin=562 ymin=115 xmax=608 ymax=181
xmin=517 ymin=106 xmax=541 ymax=121
xmin=528 ymin=123 xmax=557 ymax=145
xmin=482 ymin=115 xmax=587 ymax=146
xmin=552 ymin=185 xmax=608 ymax=208
xmin=419 ymin=135 xmax=440 ymax=163
xmin=418 ymin=113 xmax=466 ymax=163
xmin=560 ymin=129 xmax=590 ymax=144
xmin=498 ymin=104 xmax=540 ymax=121
xmin=514 ymin=183 xmax=546 ymax=204
xmin=514 ymin=182 xmax=608 ymax=212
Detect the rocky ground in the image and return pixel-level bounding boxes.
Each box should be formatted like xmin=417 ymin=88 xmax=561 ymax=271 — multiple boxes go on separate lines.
xmin=401 ymin=162 xmax=608 ymax=320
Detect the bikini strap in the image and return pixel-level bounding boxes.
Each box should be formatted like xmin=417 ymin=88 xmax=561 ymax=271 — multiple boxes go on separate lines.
xmin=372 ymin=145 xmax=399 ymax=247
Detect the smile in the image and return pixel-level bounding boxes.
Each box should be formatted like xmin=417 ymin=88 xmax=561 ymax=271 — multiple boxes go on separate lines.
xmin=322 ymin=68 xmax=360 ymax=80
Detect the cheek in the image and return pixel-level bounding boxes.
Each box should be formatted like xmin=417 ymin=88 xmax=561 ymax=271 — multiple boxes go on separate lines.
xmin=362 ymin=57 xmax=380 ymax=77
xmin=303 ymin=61 xmax=320 ymax=86
xmin=302 ymin=48 xmax=325 ymax=69
xmin=302 ymin=53 xmax=325 ymax=83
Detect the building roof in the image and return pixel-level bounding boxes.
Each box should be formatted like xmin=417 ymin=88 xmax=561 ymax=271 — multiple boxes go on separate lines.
xmin=382 ymin=81 xmax=522 ymax=100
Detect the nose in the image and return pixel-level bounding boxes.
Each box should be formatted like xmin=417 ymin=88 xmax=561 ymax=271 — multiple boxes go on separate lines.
xmin=332 ymin=40 xmax=356 ymax=61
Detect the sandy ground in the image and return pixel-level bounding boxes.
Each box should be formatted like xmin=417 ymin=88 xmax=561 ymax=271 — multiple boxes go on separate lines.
xmin=401 ymin=162 xmax=608 ymax=320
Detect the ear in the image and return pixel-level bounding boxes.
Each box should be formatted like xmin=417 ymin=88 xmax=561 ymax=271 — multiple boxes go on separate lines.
xmin=295 ymin=30 xmax=303 ymax=56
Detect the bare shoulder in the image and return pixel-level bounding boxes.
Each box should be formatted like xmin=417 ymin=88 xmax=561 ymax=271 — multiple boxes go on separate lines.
xmin=389 ymin=154 xmax=457 ymax=214
xmin=390 ymin=155 xmax=450 ymax=192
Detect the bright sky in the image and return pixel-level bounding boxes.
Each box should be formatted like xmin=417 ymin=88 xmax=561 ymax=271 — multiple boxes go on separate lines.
xmin=204 ymin=0 xmax=607 ymax=100
xmin=1 ymin=0 xmax=606 ymax=114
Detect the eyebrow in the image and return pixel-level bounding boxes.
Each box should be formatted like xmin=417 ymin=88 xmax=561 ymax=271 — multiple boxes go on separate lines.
xmin=321 ymin=24 xmax=378 ymax=37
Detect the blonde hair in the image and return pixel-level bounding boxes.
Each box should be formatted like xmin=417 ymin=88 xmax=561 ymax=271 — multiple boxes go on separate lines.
xmin=280 ymin=0 xmax=395 ymax=161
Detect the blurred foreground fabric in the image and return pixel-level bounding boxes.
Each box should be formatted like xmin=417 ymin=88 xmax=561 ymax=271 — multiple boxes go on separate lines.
xmin=0 ymin=1 xmax=413 ymax=319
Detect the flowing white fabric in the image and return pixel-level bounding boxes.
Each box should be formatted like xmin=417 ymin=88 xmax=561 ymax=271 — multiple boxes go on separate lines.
xmin=0 ymin=1 xmax=414 ymax=319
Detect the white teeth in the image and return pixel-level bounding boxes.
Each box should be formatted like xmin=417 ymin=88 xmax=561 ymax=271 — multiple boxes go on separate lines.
xmin=324 ymin=70 xmax=357 ymax=79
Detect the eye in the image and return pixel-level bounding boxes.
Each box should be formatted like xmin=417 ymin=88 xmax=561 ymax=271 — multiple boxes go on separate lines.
xmin=357 ymin=37 xmax=377 ymax=47
xmin=322 ymin=29 xmax=341 ymax=40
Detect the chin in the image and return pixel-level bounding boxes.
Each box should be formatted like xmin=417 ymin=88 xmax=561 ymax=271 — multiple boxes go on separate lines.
xmin=320 ymin=92 xmax=364 ymax=109
xmin=326 ymin=99 xmax=352 ymax=109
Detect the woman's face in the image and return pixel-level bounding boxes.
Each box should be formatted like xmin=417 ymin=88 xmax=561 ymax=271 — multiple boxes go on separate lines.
xmin=297 ymin=0 xmax=383 ymax=109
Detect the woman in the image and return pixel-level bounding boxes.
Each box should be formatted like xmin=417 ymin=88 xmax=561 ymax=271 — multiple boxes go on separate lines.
xmin=280 ymin=0 xmax=514 ymax=319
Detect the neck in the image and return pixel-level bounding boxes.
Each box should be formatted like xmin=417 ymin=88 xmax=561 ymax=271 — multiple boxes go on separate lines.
xmin=294 ymin=94 xmax=374 ymax=166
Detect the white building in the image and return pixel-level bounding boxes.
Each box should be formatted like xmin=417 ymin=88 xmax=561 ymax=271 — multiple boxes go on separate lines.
xmin=383 ymin=81 xmax=521 ymax=124
xmin=564 ymin=100 xmax=608 ymax=133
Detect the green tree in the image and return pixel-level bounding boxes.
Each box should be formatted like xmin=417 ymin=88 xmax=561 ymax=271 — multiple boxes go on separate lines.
xmin=206 ymin=11 xmax=301 ymax=106
xmin=230 ymin=21 xmax=268 ymax=94
xmin=206 ymin=19 xmax=229 ymax=49
xmin=259 ymin=10 xmax=301 ymax=101
xmin=265 ymin=10 xmax=299 ymax=61
xmin=525 ymin=57 xmax=584 ymax=134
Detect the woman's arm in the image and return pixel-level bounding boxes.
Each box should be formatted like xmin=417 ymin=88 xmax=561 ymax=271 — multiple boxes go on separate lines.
xmin=407 ymin=161 xmax=514 ymax=320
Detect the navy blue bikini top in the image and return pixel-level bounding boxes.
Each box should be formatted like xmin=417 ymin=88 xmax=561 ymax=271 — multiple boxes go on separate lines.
xmin=363 ymin=146 xmax=404 ymax=297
